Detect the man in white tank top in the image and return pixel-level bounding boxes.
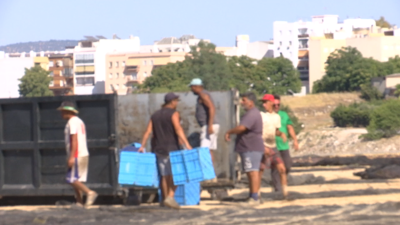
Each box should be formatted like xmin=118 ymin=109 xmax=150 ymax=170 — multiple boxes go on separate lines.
xmin=58 ymin=101 xmax=97 ymax=207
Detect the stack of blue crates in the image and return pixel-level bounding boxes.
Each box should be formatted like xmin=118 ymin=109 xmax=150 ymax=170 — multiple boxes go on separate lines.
xmin=163 ymin=147 xmax=215 ymax=206
xmin=118 ymin=143 xmax=159 ymax=188
xmin=170 ymin=147 xmax=216 ymax=185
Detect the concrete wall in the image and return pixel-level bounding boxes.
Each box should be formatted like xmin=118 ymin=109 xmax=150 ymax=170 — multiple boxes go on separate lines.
xmin=0 ymin=58 xmax=34 ymax=98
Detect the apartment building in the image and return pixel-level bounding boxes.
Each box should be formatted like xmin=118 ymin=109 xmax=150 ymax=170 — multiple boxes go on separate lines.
xmin=105 ymin=52 xmax=187 ymax=94
xmin=274 ymin=15 xmax=376 ymax=94
xmin=48 ymin=54 xmax=74 ymax=96
xmin=73 ymin=36 xmax=140 ymax=95
xmin=104 ymin=35 xmax=205 ymax=95
xmin=309 ymin=32 xmax=400 ymax=93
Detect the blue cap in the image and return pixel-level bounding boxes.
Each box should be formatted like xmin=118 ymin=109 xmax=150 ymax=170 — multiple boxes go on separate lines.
xmin=188 ymin=78 xmax=203 ymax=86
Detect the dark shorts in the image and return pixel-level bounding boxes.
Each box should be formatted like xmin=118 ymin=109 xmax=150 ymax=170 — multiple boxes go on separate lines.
xmin=156 ymin=155 xmax=172 ymax=176
xmin=239 ymin=151 xmax=264 ymax=172
xmin=260 ymin=147 xmax=283 ymax=170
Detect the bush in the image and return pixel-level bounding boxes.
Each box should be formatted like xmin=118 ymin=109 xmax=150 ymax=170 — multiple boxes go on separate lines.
xmin=362 ymin=100 xmax=400 ymax=140
xmin=360 ymin=84 xmax=383 ymax=101
xmin=330 ymin=103 xmax=374 ymax=127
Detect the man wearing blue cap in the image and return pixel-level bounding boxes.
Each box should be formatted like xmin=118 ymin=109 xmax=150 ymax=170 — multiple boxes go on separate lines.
xmin=138 ymin=92 xmax=192 ymax=209
xmin=189 ymin=78 xmax=220 ymax=171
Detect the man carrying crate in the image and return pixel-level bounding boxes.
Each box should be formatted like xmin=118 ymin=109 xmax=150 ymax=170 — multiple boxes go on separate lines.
xmin=225 ymin=92 xmax=264 ymax=205
xmin=57 ymin=101 xmax=98 ymax=207
xmin=138 ymin=93 xmax=192 ymax=209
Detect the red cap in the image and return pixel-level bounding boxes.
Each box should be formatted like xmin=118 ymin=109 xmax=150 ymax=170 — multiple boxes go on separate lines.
xmin=261 ymin=94 xmax=275 ymax=102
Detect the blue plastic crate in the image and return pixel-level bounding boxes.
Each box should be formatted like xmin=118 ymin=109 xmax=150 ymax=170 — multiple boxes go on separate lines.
xmin=118 ymin=152 xmax=159 ymax=188
xmin=170 ymin=147 xmax=216 ymax=185
xmin=158 ymin=182 xmax=201 ymax=206
xmin=174 ymin=182 xmax=200 ymax=206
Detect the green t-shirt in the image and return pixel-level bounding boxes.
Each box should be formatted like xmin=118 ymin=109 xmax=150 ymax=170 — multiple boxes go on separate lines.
xmin=276 ymin=110 xmax=293 ymax=151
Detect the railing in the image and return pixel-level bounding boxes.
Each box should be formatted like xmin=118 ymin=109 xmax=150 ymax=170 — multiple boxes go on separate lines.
xmin=75 ymin=59 xmax=94 ymax=64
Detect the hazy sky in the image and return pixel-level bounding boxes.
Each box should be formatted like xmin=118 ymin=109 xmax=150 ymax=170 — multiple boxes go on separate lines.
xmin=0 ymin=0 xmax=399 ymax=47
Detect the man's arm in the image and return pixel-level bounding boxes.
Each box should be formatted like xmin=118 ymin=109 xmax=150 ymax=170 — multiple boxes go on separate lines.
xmin=172 ymin=112 xmax=192 ymax=150
xmin=138 ymin=120 xmax=153 ymax=152
xmin=276 ymin=128 xmax=287 ymax=143
xmin=199 ymin=92 xmax=215 ymax=133
xmin=68 ymin=134 xmax=78 ymax=167
xmin=287 ymin=124 xmax=299 ymax=150
xmin=225 ymin=125 xmax=247 ymax=141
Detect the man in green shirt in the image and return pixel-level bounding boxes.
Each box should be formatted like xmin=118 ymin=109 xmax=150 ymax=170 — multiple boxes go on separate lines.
xmin=272 ymin=95 xmax=299 ymax=192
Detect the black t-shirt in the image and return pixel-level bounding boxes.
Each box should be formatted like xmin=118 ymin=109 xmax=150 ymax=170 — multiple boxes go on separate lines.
xmin=151 ymin=107 xmax=180 ymax=155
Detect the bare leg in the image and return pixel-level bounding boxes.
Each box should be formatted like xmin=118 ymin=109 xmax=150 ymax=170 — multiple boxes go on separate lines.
xmin=165 ymin=175 xmax=177 ymax=198
xmin=246 ymin=171 xmax=260 ymax=195
xmin=160 ymin=176 xmax=168 ymax=201
xmin=258 ymin=169 xmax=264 ymax=195
xmin=210 ymin=150 xmax=215 ymax=163
xmin=71 ymin=181 xmax=92 ymax=194
xmin=74 ymin=187 xmax=83 ymax=205
xmin=276 ymin=163 xmax=287 ymax=197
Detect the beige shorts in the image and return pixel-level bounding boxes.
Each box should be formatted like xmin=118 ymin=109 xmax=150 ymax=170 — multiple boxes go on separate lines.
xmin=200 ymin=124 xmax=220 ymax=150
xmin=66 ymin=156 xmax=89 ymax=183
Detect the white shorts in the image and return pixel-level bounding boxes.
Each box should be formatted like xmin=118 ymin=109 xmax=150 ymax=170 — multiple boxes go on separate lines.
xmin=66 ymin=156 xmax=89 ymax=183
xmin=200 ymin=124 xmax=220 ymax=150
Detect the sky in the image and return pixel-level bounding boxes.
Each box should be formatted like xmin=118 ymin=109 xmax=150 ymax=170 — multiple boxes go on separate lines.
xmin=0 ymin=0 xmax=400 ymax=47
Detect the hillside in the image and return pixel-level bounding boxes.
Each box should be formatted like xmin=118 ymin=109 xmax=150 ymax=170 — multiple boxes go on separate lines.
xmin=0 ymin=40 xmax=80 ymax=53
xmin=281 ymin=92 xmax=363 ymax=131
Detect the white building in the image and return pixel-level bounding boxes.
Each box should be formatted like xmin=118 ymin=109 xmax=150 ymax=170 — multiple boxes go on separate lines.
xmin=273 ymin=15 xmax=376 ymax=94
xmin=72 ymin=36 xmax=140 ymax=95
xmin=217 ymin=35 xmax=274 ymax=60
xmin=0 ymin=52 xmax=35 ymax=98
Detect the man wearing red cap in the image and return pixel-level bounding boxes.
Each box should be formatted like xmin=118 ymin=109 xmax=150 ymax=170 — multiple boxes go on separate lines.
xmin=259 ymin=94 xmax=289 ymax=199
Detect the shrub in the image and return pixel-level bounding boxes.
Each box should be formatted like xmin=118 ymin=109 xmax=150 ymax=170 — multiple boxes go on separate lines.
xmin=360 ymin=84 xmax=383 ymax=101
xmin=330 ymin=103 xmax=374 ymax=127
xmin=362 ymin=99 xmax=400 ymax=140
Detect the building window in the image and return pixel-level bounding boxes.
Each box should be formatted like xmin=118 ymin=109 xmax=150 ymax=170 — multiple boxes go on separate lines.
xmin=279 ymin=41 xmax=282 ymax=46
xmin=116 ymin=61 xmax=119 ymax=68
xmin=280 ymin=30 xmax=282 ymax=35
xmin=150 ymin=60 xmax=153 ymax=65
xmin=75 ymin=54 xmax=94 ymax=64
xmin=56 ymin=60 xmax=63 ymax=67
xmin=324 ymin=48 xmax=328 ymax=53
xmin=144 ymin=72 xmax=147 ymax=77
xmin=49 ymin=80 xmax=54 ymax=86
xmin=109 ymin=62 xmax=113 ymax=68
xmin=122 ymin=84 xmax=126 ymax=89
xmin=109 ymin=73 xmax=113 ymax=79
xmin=122 ymin=61 xmax=125 ymax=67
xmin=110 ymin=84 xmax=113 ymax=90
xmin=115 ymin=84 xmax=119 ymax=90
xmin=49 ymin=61 xmax=54 ymax=67
xmin=49 ymin=71 xmax=54 ymax=76
xmin=289 ymin=41 xmax=292 ymax=46
xmin=131 ymin=73 xmax=137 ymax=80
xmin=116 ymin=73 xmax=119 ymax=78
xmin=143 ymin=60 xmax=147 ymax=65
xmin=76 ymin=77 xmax=95 ymax=86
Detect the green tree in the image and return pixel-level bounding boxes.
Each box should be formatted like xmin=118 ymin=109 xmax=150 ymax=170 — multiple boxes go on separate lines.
xmin=375 ymin=16 xmax=391 ymax=28
xmin=18 ymin=65 xmax=53 ymax=97
xmin=382 ymin=55 xmax=400 ymax=75
xmin=360 ymin=83 xmax=384 ymax=101
xmin=394 ymin=84 xmax=400 ymax=97
xmin=313 ymin=47 xmax=382 ymax=93
xmin=252 ymin=57 xmax=301 ymax=95
xmin=141 ymin=41 xmax=301 ymax=95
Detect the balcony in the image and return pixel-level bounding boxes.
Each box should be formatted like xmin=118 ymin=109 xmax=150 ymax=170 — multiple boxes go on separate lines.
xmin=75 ymin=59 xmax=94 ymax=64
xmin=126 ymin=75 xmax=138 ymax=83
xmin=50 ymin=83 xmax=73 ymax=90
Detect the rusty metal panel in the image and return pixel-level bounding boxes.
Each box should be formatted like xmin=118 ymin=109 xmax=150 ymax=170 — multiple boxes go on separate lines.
xmin=117 ymin=90 xmax=237 ymax=180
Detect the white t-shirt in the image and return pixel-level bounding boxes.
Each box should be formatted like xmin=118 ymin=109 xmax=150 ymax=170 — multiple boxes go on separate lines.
xmin=65 ymin=116 xmax=89 ymax=158
xmin=260 ymin=111 xmax=281 ymax=148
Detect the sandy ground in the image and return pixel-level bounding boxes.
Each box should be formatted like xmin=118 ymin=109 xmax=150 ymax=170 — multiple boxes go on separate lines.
xmin=1 ymin=166 xmax=400 ymax=225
